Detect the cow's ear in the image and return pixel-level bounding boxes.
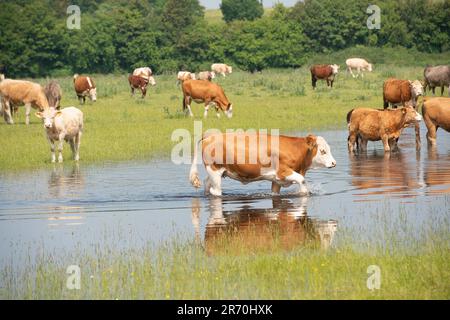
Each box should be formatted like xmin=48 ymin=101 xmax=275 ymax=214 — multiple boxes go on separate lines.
xmin=306 ymin=135 xmax=317 ymax=150
xmin=402 ymin=108 xmax=407 ymax=114
xmin=35 ymin=112 xmax=43 ymax=119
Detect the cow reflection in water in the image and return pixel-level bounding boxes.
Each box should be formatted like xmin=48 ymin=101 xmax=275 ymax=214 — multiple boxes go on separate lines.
xmin=48 ymin=163 xmax=84 ymax=198
xmin=191 ymin=197 xmax=338 ymax=256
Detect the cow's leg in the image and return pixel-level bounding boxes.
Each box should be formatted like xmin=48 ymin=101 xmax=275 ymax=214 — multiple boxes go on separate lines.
xmin=360 ymin=138 xmax=368 ymax=152
xmin=57 ymin=133 xmax=65 ymax=163
xmin=283 ymin=171 xmax=308 ymax=195
xmin=441 ymin=85 xmax=445 ymax=96
xmin=431 ymin=87 xmax=436 ymax=96
xmin=382 ymin=135 xmax=390 ymax=152
xmin=347 ymin=132 xmax=357 ymax=153
xmin=311 ymin=75 xmax=317 ymax=90
xmin=205 ymin=165 xmax=223 ymax=196
xmin=415 ymin=121 xmax=421 ymax=150
xmin=185 ymin=96 xmax=194 ymax=117
xmin=2 ymin=99 xmax=13 ymax=124
xmin=271 ymin=182 xmax=281 ymax=194
xmin=426 ymin=124 xmax=438 ymax=147
xmin=48 ymin=138 xmax=56 ymax=163
xmin=74 ymin=131 xmax=82 ymax=161
xmin=69 ymin=138 xmax=75 ymax=157
xmin=388 ymin=139 xmax=398 ymax=151
xmin=348 ymin=67 xmax=355 ymax=78
xmin=24 ymin=103 xmax=31 ymax=125
xmin=204 ymin=101 xmax=213 ymax=118
xmin=131 ymin=87 xmax=135 ymax=96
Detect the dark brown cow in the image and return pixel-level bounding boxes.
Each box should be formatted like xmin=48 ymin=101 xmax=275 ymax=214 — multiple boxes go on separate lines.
xmin=182 ymin=79 xmax=233 ymax=118
xmin=73 ymin=74 xmax=97 ymax=104
xmin=128 ymin=75 xmax=149 ymax=98
xmin=310 ymin=64 xmax=339 ymax=89
xmin=383 ymin=78 xmax=423 ymax=109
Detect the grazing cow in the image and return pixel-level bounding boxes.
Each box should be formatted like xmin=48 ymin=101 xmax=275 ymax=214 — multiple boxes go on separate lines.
xmin=0 ymin=64 xmax=6 ymax=81
xmin=421 ymin=97 xmax=450 ymax=146
xmin=198 ymin=71 xmax=216 ymax=81
xmin=189 ymin=132 xmax=336 ymax=196
xmin=211 ymin=63 xmax=233 ymax=77
xmin=0 ymin=79 xmax=49 ymax=125
xmin=347 ymin=107 xmax=422 ymax=153
xmin=310 ymin=64 xmax=339 ymax=89
xmin=73 ymin=74 xmax=97 ymax=104
xmin=423 ymin=65 xmax=450 ymax=96
xmin=128 ymin=75 xmax=149 ymax=98
xmin=346 ymin=58 xmax=373 ymax=78
xmin=182 ymin=79 xmax=233 ymax=118
xmin=44 ymin=81 xmax=62 ymax=110
xmin=133 ymin=67 xmax=156 ymax=86
xmin=35 ymin=107 xmax=83 ymax=163
xmin=383 ymin=78 xmax=423 ymax=109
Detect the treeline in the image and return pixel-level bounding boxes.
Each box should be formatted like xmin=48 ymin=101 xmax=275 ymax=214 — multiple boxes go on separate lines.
xmin=0 ymin=0 xmax=448 ymax=77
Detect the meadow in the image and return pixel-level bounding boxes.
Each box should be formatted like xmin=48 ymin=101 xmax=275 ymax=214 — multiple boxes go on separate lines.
xmin=1 ymin=47 xmax=448 ymax=172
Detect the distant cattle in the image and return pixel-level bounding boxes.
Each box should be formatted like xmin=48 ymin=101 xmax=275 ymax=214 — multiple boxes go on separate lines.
xmin=346 ymin=58 xmax=373 ymax=78
xmin=421 ymin=97 xmax=450 ymax=147
xmin=211 ymin=63 xmax=232 ymax=77
xmin=189 ymin=132 xmax=336 ymax=196
xmin=383 ymin=78 xmax=423 ymax=109
xmin=347 ymin=107 xmax=422 ymax=153
xmin=310 ymin=64 xmax=339 ymax=89
xmin=0 ymin=79 xmax=49 ymax=125
xmin=44 ymin=81 xmax=62 ymax=109
xmin=182 ymin=79 xmax=233 ymax=118
xmin=177 ymin=71 xmax=196 ymax=86
xmin=128 ymin=75 xmax=149 ymax=98
xmin=423 ymin=65 xmax=450 ymax=96
xmin=35 ymin=107 xmax=83 ymax=163
xmin=133 ymin=67 xmax=156 ymax=86
xmin=198 ymin=71 xmax=216 ymax=81
xmin=73 ymin=74 xmax=97 ymax=104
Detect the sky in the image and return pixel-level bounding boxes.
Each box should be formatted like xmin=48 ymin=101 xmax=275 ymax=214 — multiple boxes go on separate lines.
xmin=199 ymin=0 xmax=299 ymax=9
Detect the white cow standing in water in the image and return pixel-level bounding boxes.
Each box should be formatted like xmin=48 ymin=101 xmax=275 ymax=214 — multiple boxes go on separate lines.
xmin=35 ymin=107 xmax=83 ymax=163
xmin=346 ymin=58 xmax=373 ymax=78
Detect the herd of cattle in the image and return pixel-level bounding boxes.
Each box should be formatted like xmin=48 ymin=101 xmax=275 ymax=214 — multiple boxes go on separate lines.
xmin=0 ymin=59 xmax=449 ymax=196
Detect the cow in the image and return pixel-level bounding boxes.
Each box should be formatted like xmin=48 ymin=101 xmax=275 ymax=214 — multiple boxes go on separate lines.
xmin=211 ymin=63 xmax=233 ymax=77
xmin=347 ymin=106 xmax=422 ymax=153
xmin=128 ymin=75 xmax=149 ymax=98
xmin=73 ymin=74 xmax=97 ymax=104
xmin=421 ymin=97 xmax=450 ymax=147
xmin=0 ymin=64 xmax=6 ymax=81
xmin=0 ymin=79 xmax=49 ymax=125
xmin=423 ymin=65 xmax=450 ymax=96
xmin=177 ymin=71 xmax=196 ymax=86
xmin=383 ymin=78 xmax=423 ymax=109
xmin=189 ymin=132 xmax=336 ymax=196
xmin=44 ymin=81 xmax=62 ymax=110
xmin=197 ymin=197 xmax=338 ymax=255
xmin=310 ymin=64 xmax=339 ymax=89
xmin=133 ymin=67 xmax=156 ymax=86
xmin=198 ymin=71 xmax=216 ymax=81
xmin=346 ymin=58 xmax=373 ymax=78
xmin=182 ymin=79 xmax=233 ymax=118
xmin=35 ymin=107 xmax=83 ymax=163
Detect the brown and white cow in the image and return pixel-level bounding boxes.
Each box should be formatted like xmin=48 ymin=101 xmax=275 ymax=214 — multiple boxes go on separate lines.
xmin=421 ymin=97 xmax=450 ymax=146
xmin=0 ymin=79 xmax=49 ymax=125
xmin=383 ymin=78 xmax=423 ymax=109
xmin=347 ymin=107 xmax=422 ymax=153
xmin=310 ymin=64 xmax=339 ymax=89
xmin=44 ymin=81 xmax=62 ymax=109
xmin=73 ymin=74 xmax=97 ymax=104
xmin=346 ymin=58 xmax=373 ymax=78
xmin=189 ymin=132 xmax=336 ymax=196
xmin=211 ymin=63 xmax=232 ymax=77
xmin=128 ymin=75 xmax=149 ymax=98
xmin=198 ymin=71 xmax=216 ymax=81
xmin=182 ymin=79 xmax=233 ymax=118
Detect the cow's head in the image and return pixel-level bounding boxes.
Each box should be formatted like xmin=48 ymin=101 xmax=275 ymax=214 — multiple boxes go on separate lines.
xmin=225 ymin=103 xmax=233 ymax=118
xmin=308 ymin=135 xmax=336 ymax=169
xmin=210 ymin=71 xmax=216 ymax=79
xmin=148 ymin=76 xmax=156 ymax=86
xmin=367 ymin=63 xmax=373 ymax=72
xmin=89 ymin=88 xmax=97 ymax=102
xmin=402 ymin=106 xmax=422 ymax=123
xmin=227 ymin=66 xmax=233 ymax=74
xmin=330 ymin=64 xmax=340 ymax=74
xmin=409 ymin=80 xmax=423 ymax=97
xmin=35 ymin=108 xmax=60 ymax=129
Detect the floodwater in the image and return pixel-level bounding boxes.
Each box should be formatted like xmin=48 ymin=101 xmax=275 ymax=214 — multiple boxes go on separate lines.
xmin=0 ymin=127 xmax=449 ymax=266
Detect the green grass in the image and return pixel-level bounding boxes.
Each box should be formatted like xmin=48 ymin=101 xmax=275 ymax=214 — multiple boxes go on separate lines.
xmin=1 ymin=50 xmax=449 ymax=172
xmin=1 ymin=209 xmax=449 ymax=300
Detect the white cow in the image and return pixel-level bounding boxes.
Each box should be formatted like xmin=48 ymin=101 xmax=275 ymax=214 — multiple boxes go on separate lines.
xmin=133 ymin=67 xmax=156 ymax=86
xmin=35 ymin=107 xmax=83 ymax=163
xmin=198 ymin=71 xmax=216 ymax=81
xmin=346 ymin=58 xmax=373 ymax=78
xmin=177 ymin=71 xmax=196 ymax=86
xmin=211 ymin=64 xmax=233 ymax=77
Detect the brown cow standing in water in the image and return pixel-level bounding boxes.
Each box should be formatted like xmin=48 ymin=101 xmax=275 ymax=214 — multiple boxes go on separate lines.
xmin=421 ymin=97 xmax=450 ymax=147
xmin=310 ymin=64 xmax=339 ymax=89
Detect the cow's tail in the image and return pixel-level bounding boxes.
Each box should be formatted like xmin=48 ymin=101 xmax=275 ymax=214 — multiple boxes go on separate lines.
xmin=346 ymin=109 xmax=354 ymax=125
xmin=189 ymin=137 xmax=202 ymax=189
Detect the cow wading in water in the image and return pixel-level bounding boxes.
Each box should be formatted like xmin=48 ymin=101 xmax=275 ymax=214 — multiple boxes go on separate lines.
xmin=189 ymin=132 xmax=336 ymax=196
xmin=310 ymin=64 xmax=339 ymax=89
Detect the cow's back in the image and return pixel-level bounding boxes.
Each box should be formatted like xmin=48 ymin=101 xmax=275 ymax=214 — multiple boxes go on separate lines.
xmin=383 ymin=78 xmax=410 ymax=102
xmin=423 ymin=97 xmax=450 ymax=131
xmin=74 ymin=76 xmax=95 ymax=93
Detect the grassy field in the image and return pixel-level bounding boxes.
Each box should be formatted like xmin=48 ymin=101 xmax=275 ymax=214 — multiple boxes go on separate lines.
xmin=0 ymin=48 xmax=449 ymax=172
xmin=1 ymin=206 xmax=449 ymax=300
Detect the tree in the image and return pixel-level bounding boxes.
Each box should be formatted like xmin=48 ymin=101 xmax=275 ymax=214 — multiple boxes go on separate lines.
xmin=162 ymin=0 xmax=204 ymax=41
xmin=220 ymin=0 xmax=264 ymax=23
